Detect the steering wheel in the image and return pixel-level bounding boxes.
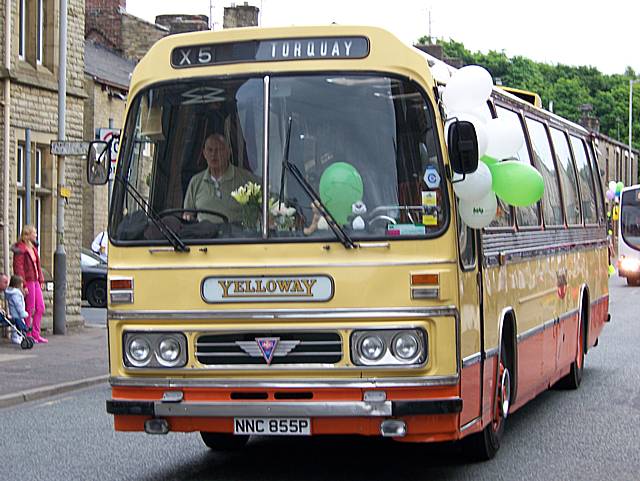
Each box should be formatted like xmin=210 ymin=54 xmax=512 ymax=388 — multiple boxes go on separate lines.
xmin=368 ymin=215 xmax=396 ymax=228
xmin=158 ymin=208 xmax=229 ymax=224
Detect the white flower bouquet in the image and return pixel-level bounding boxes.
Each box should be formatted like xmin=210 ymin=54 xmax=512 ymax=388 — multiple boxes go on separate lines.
xmin=231 ymin=181 xmax=262 ymax=230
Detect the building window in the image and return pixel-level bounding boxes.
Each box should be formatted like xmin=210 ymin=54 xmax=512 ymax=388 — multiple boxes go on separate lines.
xmin=16 ymin=139 xmax=51 ymax=267
xmin=17 ymin=144 xmax=24 ymax=186
xmin=36 ymin=0 xmax=44 ymax=64
xmin=19 ymin=0 xmax=26 ymax=59
xmin=16 ymin=196 xmax=24 ymax=240
xmin=35 ymin=196 xmax=42 ymax=255
xmin=35 ymin=148 xmax=42 ymax=187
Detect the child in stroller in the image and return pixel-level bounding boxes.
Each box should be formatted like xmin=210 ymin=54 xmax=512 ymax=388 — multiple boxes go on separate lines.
xmin=3 ymin=275 xmax=34 ymax=350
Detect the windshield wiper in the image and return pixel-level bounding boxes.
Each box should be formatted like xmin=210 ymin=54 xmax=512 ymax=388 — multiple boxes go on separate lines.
xmin=277 ymin=119 xmax=355 ymax=249
xmin=113 ymin=166 xmax=189 ymax=252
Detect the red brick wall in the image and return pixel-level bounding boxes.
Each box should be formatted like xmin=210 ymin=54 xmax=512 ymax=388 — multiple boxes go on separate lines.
xmin=85 ymin=0 xmax=126 ymax=52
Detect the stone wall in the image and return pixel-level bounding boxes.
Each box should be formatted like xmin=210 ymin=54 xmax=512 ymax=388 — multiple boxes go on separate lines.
xmin=0 ymin=0 xmax=86 ymax=330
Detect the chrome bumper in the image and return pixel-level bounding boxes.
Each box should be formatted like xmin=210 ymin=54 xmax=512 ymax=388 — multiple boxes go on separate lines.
xmin=107 ymin=398 xmax=462 ymax=417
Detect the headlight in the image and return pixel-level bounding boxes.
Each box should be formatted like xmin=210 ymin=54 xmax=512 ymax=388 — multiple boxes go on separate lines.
xmin=123 ymin=332 xmax=187 ymax=368
xmin=392 ymin=333 xmax=419 ymax=360
xmin=157 ymin=337 xmax=181 ymax=366
xmin=621 ymin=257 xmax=640 ymax=272
xmin=360 ymin=335 xmax=385 ymax=361
xmin=127 ymin=337 xmax=151 ymax=366
xmin=351 ymin=329 xmax=427 ymax=366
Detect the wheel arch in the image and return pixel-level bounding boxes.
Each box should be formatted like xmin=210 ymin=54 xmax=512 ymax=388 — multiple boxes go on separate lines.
xmin=497 ymin=307 xmax=518 ymax=405
xmin=579 ymin=283 xmax=590 ymax=354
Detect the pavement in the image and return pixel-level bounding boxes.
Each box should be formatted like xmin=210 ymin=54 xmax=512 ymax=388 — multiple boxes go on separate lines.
xmin=0 ymin=321 xmax=108 ymax=408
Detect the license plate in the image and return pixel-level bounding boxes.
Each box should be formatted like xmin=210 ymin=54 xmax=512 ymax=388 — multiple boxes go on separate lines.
xmin=233 ymin=417 xmax=311 ymax=436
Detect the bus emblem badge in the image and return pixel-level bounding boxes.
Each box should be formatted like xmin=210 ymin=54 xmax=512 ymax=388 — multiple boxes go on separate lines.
xmin=256 ymin=337 xmax=279 ymax=364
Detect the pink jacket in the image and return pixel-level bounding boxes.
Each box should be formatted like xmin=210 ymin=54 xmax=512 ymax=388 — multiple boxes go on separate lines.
xmin=12 ymin=241 xmax=44 ymax=283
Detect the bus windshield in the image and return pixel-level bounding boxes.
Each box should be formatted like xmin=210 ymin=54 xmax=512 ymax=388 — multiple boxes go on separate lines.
xmin=621 ymin=188 xmax=640 ymax=251
xmin=110 ymin=74 xmax=447 ymax=244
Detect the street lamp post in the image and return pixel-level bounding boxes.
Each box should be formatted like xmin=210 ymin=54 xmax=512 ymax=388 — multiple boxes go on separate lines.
xmin=629 ymin=79 xmax=639 ymax=184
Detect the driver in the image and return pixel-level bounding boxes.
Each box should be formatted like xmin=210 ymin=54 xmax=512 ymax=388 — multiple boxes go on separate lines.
xmin=183 ymin=133 xmax=258 ymax=223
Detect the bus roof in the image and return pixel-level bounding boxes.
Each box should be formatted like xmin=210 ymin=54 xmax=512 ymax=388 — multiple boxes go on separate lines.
xmin=130 ymin=25 xmax=436 ymax=96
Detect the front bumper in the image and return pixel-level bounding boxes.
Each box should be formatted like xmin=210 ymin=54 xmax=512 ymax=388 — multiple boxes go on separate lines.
xmin=107 ymin=398 xmax=462 ymax=418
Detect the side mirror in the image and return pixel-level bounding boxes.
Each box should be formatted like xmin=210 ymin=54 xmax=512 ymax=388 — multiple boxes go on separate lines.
xmin=447 ymin=120 xmax=479 ymax=175
xmin=87 ymin=141 xmax=109 ymax=185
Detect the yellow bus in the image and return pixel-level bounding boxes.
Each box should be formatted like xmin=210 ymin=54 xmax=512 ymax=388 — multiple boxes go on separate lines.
xmin=89 ymin=25 xmax=609 ymax=460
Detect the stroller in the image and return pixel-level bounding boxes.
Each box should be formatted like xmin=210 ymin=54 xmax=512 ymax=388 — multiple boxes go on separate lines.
xmin=1 ymin=312 xmax=34 ymax=350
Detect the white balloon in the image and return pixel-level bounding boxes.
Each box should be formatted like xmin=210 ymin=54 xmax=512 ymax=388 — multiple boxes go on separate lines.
xmin=453 ymin=161 xmax=493 ymax=201
xmin=485 ymin=117 xmax=524 ymax=160
xmin=430 ymin=61 xmax=452 ymax=84
xmin=442 ymin=65 xmax=494 ymax=112
xmin=608 ymin=181 xmax=617 ymax=192
xmin=458 ymin=193 xmax=498 ymax=229
xmin=469 ymin=104 xmax=493 ymax=124
xmin=445 ymin=112 xmax=488 ymax=158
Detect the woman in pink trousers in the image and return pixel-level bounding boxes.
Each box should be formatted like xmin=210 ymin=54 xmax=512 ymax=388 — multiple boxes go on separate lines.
xmin=12 ymin=225 xmax=47 ymax=343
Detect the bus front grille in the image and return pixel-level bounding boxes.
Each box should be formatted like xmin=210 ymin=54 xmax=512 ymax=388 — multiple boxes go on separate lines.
xmin=195 ymin=332 xmax=343 ymax=366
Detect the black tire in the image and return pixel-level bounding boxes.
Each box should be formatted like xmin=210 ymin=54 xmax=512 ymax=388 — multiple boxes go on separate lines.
xmin=21 ymin=338 xmax=29 ymax=350
xmin=465 ymin=340 xmax=511 ymax=461
xmin=27 ymin=337 xmax=34 ymax=349
xmin=556 ymin=310 xmax=585 ymax=390
xmin=86 ymin=279 xmax=107 ymax=308
xmin=200 ymin=432 xmax=249 ymax=451
xmin=627 ymin=276 xmax=640 ymax=286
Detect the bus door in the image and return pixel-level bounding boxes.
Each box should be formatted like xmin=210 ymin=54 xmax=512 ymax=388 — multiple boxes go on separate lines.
xmin=457 ymin=218 xmax=483 ymax=428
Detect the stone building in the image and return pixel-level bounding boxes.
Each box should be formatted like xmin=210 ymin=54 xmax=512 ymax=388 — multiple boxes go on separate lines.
xmin=82 ymin=1 xmax=218 ymax=244
xmin=577 ymin=107 xmax=638 ymax=187
xmin=82 ymin=39 xmax=135 ymax=248
xmin=0 ymin=0 xmax=86 ymax=330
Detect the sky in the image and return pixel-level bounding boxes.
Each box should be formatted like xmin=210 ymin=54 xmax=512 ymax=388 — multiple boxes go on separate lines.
xmin=125 ymin=0 xmax=639 ymax=76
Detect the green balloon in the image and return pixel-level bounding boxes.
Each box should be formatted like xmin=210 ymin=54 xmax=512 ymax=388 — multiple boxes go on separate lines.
xmin=319 ymin=162 xmax=364 ymax=225
xmin=489 ymin=160 xmax=544 ymax=207
xmin=616 ymin=181 xmax=624 ymax=193
xmin=480 ymin=155 xmax=499 ymax=166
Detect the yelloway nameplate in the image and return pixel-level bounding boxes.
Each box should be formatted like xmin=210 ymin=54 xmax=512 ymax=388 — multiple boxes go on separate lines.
xmin=202 ymin=275 xmax=334 ymax=303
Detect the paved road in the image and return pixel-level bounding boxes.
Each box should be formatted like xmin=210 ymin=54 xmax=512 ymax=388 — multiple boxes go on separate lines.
xmin=3 ymin=277 xmax=638 ymax=481
xmin=82 ymin=306 xmax=106 ymax=327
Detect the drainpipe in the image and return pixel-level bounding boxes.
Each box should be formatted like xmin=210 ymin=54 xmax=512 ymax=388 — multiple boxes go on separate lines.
xmin=3 ymin=0 xmax=12 ymax=275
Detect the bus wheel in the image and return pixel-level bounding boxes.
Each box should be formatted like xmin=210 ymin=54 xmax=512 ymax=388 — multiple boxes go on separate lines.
xmin=626 ymin=276 xmax=640 ymax=286
xmin=556 ymin=312 xmax=585 ymax=390
xmin=466 ymin=342 xmax=510 ymax=461
xmin=200 ymin=432 xmax=249 ymax=451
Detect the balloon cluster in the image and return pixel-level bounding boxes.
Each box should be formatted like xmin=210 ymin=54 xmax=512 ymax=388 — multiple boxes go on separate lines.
xmin=443 ymin=66 xmax=544 ymax=229
xmin=605 ymin=180 xmax=624 ymax=203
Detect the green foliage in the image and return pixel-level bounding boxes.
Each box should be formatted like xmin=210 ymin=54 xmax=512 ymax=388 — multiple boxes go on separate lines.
xmin=427 ymin=38 xmax=640 ymax=149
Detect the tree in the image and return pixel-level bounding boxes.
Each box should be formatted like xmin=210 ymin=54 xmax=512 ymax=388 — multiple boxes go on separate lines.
xmin=419 ymin=37 xmax=640 ymax=148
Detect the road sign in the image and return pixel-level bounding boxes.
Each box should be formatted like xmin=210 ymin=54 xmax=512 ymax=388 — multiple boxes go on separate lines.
xmin=98 ymin=128 xmax=120 ymax=180
xmin=50 ymin=141 xmax=91 ymax=156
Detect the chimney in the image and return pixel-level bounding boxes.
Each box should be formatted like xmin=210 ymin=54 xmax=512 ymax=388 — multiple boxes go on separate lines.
xmin=155 ymin=14 xmax=210 ymax=34
xmin=579 ymin=103 xmax=600 ymax=133
xmin=223 ymin=2 xmax=259 ymax=28
xmin=85 ymin=0 xmax=128 ymax=52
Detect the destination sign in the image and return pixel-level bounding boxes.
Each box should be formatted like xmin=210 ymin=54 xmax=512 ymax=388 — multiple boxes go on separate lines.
xmin=171 ymin=36 xmax=369 ymax=68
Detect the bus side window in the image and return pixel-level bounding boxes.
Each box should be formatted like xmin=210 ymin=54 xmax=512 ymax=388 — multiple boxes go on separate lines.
xmin=570 ymin=135 xmax=598 ymax=225
xmin=525 ymin=118 xmax=564 ymax=227
xmin=587 ymin=141 xmax=606 ymax=224
xmin=551 ymin=127 xmax=582 ymax=226
xmin=495 ymin=106 xmax=540 ymax=229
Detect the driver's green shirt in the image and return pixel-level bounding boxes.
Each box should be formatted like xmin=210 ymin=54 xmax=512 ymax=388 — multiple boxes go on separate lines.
xmin=183 ymin=164 xmax=258 ymax=224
